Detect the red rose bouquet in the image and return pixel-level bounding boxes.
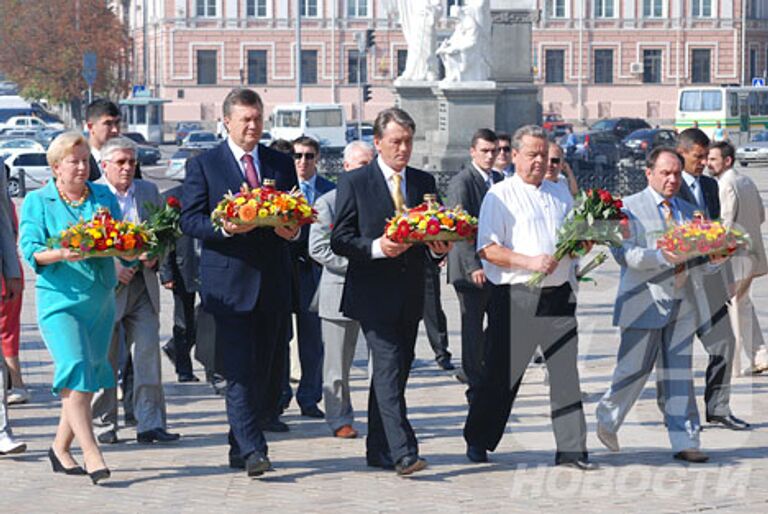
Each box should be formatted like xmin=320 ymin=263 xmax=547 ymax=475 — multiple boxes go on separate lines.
xmin=48 ymin=207 xmax=150 ymax=257
xmin=385 ymin=195 xmax=477 ymax=244
xmin=527 ymin=188 xmax=630 ymax=288
xmin=210 ymin=180 xmax=316 ymax=229
xmin=656 ymin=216 xmax=749 ymax=258
xmin=143 ymin=195 xmax=183 ymax=259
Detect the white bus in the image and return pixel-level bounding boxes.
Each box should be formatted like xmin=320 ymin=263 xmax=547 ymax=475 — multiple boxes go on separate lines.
xmin=675 ymin=86 xmax=768 ymax=145
xmin=269 ymin=103 xmax=347 ymax=150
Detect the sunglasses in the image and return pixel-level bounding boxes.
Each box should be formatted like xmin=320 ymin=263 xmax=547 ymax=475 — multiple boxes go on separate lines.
xmin=549 ymin=158 xmax=561 ymax=164
xmin=106 ymin=158 xmax=137 ymax=167
xmin=293 ymin=152 xmax=316 ymax=160
xmin=498 ymin=146 xmax=511 ymax=153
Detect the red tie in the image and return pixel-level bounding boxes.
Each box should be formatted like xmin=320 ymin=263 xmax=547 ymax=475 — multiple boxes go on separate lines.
xmin=242 ymin=154 xmax=260 ymax=188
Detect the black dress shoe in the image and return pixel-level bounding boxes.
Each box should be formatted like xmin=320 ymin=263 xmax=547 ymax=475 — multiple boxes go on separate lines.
xmin=97 ymin=430 xmax=119 ymax=445
xmin=556 ymin=457 xmax=599 ymax=471
xmin=466 ymin=445 xmax=488 ymax=463
xmin=300 ymin=405 xmax=325 ymax=418
xmin=137 ymin=427 xmax=181 ymax=444
xmin=245 ymin=451 xmax=271 ymax=477
xmin=258 ymin=419 xmax=290 ymax=432
xmin=48 ymin=448 xmax=87 ymax=475
xmin=161 ymin=343 xmax=177 ymax=364
xmin=395 ymin=454 xmax=427 ymax=476
xmin=229 ymin=455 xmax=245 ymax=469
xmin=178 ymin=373 xmax=200 ymax=383
xmin=673 ymin=449 xmax=709 ymax=463
xmin=707 ymin=414 xmax=750 ymax=431
xmin=437 ymin=358 xmax=455 ymax=371
xmin=88 ymin=467 xmax=111 ymax=485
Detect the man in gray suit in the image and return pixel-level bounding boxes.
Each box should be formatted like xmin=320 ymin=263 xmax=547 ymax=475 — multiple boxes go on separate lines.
xmin=309 ymin=141 xmax=374 ymax=439
xmin=596 ymin=147 xmax=715 ymax=463
xmin=92 ymin=137 xmax=179 ymax=445
xmin=447 ymin=129 xmax=502 ymax=402
xmin=0 ymin=159 xmax=26 ymax=455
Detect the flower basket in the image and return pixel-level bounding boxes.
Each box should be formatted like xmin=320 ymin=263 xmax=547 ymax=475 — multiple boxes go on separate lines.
xmin=211 ymin=181 xmax=316 ymax=229
xmin=47 ymin=208 xmax=151 ymax=258
xmin=385 ymin=195 xmax=478 ymax=244
xmin=656 ymin=216 xmax=750 ymax=258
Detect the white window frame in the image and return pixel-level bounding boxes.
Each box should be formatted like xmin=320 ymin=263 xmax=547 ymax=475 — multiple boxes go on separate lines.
xmin=547 ymin=0 xmax=569 ymax=18
xmin=642 ymin=0 xmax=665 ymax=18
xmin=195 ymin=0 xmax=217 ymax=17
xmin=594 ymin=0 xmax=617 ymax=18
xmin=691 ymin=0 xmax=715 ymax=18
xmin=346 ymin=0 xmax=370 ymax=18
xmin=300 ymin=0 xmax=321 ymax=18
xmin=245 ymin=0 xmax=270 ymax=18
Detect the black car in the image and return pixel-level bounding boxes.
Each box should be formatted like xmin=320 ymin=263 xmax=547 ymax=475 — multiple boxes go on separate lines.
xmin=620 ymin=128 xmax=677 ymax=160
xmin=589 ymin=117 xmax=652 ymax=141
xmin=123 ymin=131 xmax=159 ymax=147
xmin=564 ymin=131 xmax=622 ymax=173
xmin=122 ymin=131 xmax=161 ymax=165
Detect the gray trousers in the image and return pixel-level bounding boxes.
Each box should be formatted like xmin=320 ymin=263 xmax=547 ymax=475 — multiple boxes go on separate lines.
xmin=596 ymin=302 xmax=701 ymax=452
xmin=92 ymin=277 xmax=166 ymax=434
xmin=321 ymin=318 xmax=360 ymax=432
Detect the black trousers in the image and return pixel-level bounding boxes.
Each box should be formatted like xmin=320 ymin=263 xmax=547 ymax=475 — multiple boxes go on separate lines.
xmin=361 ymin=317 xmax=420 ymax=463
xmin=464 ymin=283 xmax=588 ymax=463
xmin=422 ymin=260 xmax=451 ymax=362
xmin=170 ymin=280 xmax=197 ymax=376
xmin=453 ymin=282 xmax=494 ymax=402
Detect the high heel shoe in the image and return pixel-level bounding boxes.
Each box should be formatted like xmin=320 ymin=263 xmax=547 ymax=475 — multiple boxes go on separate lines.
xmin=48 ymin=448 xmax=87 ymax=476
xmin=88 ymin=467 xmax=111 ymax=485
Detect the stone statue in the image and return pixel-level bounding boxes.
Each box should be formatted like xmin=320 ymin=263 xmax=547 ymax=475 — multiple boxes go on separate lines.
xmin=389 ymin=0 xmax=442 ymax=82
xmin=436 ymin=0 xmax=492 ymax=83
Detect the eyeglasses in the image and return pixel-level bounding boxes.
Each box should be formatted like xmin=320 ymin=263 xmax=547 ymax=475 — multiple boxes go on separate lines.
xmin=498 ymin=146 xmax=511 ymax=153
xmin=293 ymin=152 xmax=316 ymax=161
xmin=105 ymin=158 xmax=137 ymax=167
xmin=549 ymin=158 xmax=561 ymax=164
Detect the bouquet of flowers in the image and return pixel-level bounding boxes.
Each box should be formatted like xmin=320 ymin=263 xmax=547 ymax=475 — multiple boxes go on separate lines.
xmin=210 ymin=180 xmax=316 ymax=229
xmin=143 ymin=195 xmax=183 ymax=259
xmin=527 ymin=188 xmax=630 ymax=288
xmin=48 ymin=207 xmax=151 ymax=257
xmin=656 ymin=216 xmax=750 ymax=258
xmin=385 ymin=195 xmax=478 ymax=244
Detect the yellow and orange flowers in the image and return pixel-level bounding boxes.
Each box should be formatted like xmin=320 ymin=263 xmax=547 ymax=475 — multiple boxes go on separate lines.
xmin=656 ymin=215 xmax=749 ymax=258
xmin=48 ymin=208 xmax=151 ymax=257
xmin=211 ymin=182 xmax=316 ymax=229
xmin=385 ymin=197 xmax=477 ymax=244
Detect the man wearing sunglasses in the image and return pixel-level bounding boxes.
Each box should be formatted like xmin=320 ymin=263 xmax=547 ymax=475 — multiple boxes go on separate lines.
xmin=492 ymin=132 xmax=514 ymax=178
xmin=286 ymin=136 xmax=335 ymax=419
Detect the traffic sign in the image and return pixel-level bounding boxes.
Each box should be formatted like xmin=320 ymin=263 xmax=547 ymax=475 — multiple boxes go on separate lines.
xmin=752 ymin=77 xmax=765 ymax=87
xmin=82 ymin=51 xmax=97 ymax=86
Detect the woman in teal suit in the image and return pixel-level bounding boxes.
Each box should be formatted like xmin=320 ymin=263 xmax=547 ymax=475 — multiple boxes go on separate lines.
xmin=19 ymin=132 xmax=117 ymax=484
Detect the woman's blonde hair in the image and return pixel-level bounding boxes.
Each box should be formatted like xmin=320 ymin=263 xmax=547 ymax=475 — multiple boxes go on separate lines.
xmin=47 ymin=131 xmax=89 ymax=168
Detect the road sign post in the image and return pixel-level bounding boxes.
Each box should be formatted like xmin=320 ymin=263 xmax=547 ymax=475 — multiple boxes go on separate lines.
xmin=82 ymin=52 xmax=98 ymax=105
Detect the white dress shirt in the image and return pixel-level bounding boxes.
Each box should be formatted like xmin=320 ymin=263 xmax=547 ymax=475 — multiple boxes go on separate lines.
xmin=91 ymin=147 xmax=103 ymax=176
xmin=683 ymin=172 xmax=704 ymax=210
xmin=477 ymin=173 xmax=575 ymax=287
xmin=103 ymin=180 xmax=138 ymax=222
xmin=227 ymin=137 xmax=261 ymax=183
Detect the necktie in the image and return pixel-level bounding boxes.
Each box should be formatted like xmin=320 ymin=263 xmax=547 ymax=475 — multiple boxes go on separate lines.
xmin=391 ymin=172 xmax=405 ymax=213
xmin=661 ymin=199 xmax=687 ymax=287
xmin=484 ymin=173 xmax=493 ymax=190
xmin=242 ymin=154 xmax=260 ymax=188
xmin=300 ymin=181 xmax=314 ymax=205
xmin=692 ymin=179 xmax=704 ymax=210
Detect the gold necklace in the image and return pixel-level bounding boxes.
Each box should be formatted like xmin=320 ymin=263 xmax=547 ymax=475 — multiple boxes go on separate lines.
xmin=57 ymin=185 xmax=89 ymax=207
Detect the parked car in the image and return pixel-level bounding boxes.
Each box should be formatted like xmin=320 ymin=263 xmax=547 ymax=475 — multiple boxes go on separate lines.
xmin=563 ymin=131 xmax=622 ymax=173
xmin=620 ymin=128 xmax=678 ymax=161
xmin=542 ymin=112 xmax=573 ymax=138
xmin=0 ymin=137 xmax=44 ymax=152
xmin=35 ymin=128 xmax=64 ymax=149
xmin=165 ymin=148 xmax=204 ymax=181
xmin=175 ymin=122 xmax=203 ymax=145
xmin=0 ymin=115 xmax=50 ymax=135
xmin=736 ymin=130 xmax=768 ymax=166
xmin=182 ymin=130 xmax=218 ymax=150
xmin=123 ymin=131 xmax=159 ymax=148
xmin=589 ymin=117 xmax=652 ymax=141
xmin=122 ymin=131 xmax=161 ymax=165
xmin=2 ymin=149 xmax=52 ymax=197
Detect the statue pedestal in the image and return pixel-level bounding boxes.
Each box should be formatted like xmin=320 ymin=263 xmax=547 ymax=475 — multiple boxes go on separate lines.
xmin=393 ymin=80 xmax=439 ymax=144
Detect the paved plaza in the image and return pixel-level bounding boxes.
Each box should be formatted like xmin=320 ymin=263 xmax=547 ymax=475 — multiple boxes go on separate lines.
xmin=3 ymin=167 xmax=768 ymax=513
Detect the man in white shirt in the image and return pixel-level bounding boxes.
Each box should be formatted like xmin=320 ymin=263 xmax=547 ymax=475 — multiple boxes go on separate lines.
xmin=463 ymin=125 xmax=594 ymax=470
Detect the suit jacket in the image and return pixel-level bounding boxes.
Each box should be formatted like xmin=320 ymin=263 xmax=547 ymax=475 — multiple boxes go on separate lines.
xmin=446 ymin=163 xmax=502 ymax=286
xmin=159 ymin=184 xmax=200 ymax=292
xmin=612 ymin=187 xmax=703 ymax=329
xmin=0 ymin=157 xmax=21 ymax=280
xmin=180 ymin=141 xmax=297 ymax=316
xmin=330 ymin=160 xmax=439 ymax=323
xmin=289 ymin=174 xmax=335 ymax=312
xmin=309 ymin=189 xmax=349 ymax=321
xmin=718 ymin=168 xmax=768 ymax=280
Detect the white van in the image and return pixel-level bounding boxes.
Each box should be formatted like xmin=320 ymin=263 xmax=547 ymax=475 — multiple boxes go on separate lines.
xmin=270 ymin=104 xmax=347 ymax=150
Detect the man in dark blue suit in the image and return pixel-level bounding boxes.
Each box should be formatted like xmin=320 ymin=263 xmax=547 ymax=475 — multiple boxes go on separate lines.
xmin=284 ymin=136 xmax=335 ymax=418
xmin=180 ymin=88 xmax=299 ymax=477
xmin=331 ymin=108 xmax=452 ymax=475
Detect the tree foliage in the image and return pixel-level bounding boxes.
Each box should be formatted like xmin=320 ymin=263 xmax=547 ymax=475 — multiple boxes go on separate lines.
xmin=0 ymin=0 xmax=131 ymax=103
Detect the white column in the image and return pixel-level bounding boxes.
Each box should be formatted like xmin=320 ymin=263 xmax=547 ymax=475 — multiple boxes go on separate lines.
xmin=623 ymin=0 xmax=635 ymax=27
xmin=225 ymin=0 xmax=238 ymax=25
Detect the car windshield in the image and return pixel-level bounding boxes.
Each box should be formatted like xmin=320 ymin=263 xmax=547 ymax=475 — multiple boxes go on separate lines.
xmin=751 ymin=131 xmax=768 ymax=142
xmin=590 ymin=119 xmax=617 ymax=131
xmin=124 ymin=133 xmax=146 ymax=144
xmin=624 ymin=130 xmax=652 ymax=141
xmin=189 ymin=132 xmax=216 ymax=142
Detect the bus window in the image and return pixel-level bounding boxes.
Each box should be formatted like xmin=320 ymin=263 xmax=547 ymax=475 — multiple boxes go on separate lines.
xmin=679 ymin=90 xmax=701 ymax=111
xmin=306 ymin=109 xmax=343 ymax=128
xmin=749 ymin=92 xmax=759 ymax=115
xmin=275 ymin=110 xmax=301 ymax=128
xmin=679 ymin=90 xmax=722 ymax=111
xmin=729 ymin=93 xmax=739 ymax=117
xmin=701 ymin=91 xmax=722 ymax=111
xmin=760 ymin=91 xmax=768 ymax=115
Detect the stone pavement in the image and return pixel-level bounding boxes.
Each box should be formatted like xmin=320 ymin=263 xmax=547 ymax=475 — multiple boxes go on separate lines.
xmin=4 ymin=168 xmax=768 ymax=513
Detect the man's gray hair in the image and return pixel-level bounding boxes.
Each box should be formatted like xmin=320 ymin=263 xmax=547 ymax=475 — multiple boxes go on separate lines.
xmin=223 ymin=88 xmax=263 ymax=118
xmin=100 ymin=136 xmax=137 ymax=161
xmin=511 ymin=125 xmax=548 ymax=150
xmin=343 ymin=140 xmax=374 ymax=164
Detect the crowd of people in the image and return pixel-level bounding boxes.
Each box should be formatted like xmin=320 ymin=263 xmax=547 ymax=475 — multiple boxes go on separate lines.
xmin=1 ymin=87 xmax=767 ymax=484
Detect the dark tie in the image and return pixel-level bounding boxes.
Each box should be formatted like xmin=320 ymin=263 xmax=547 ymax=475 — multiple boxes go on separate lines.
xmin=242 ymin=154 xmax=260 ymax=188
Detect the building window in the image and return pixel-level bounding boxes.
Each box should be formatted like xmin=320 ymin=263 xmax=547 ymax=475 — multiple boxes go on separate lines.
xmin=247 ymin=50 xmax=267 ymax=84
xmin=594 ymin=0 xmax=615 ymax=18
xmin=197 ymin=50 xmax=217 ymax=85
xmin=347 ymin=0 xmax=368 ymax=17
xmin=643 ymin=49 xmax=662 ymax=83
xmin=301 ymin=50 xmax=318 ymax=84
xmin=196 ymin=0 xmax=216 ymax=17
xmin=301 ymin=0 xmax=318 ymax=17
xmin=691 ymin=49 xmax=711 ymax=83
xmin=750 ymin=48 xmax=759 ymax=81
xmin=348 ymin=50 xmax=367 ymax=83
xmin=642 ymin=0 xmax=663 ymax=17
xmin=692 ymin=0 xmax=713 ymax=17
xmin=397 ymin=49 xmax=408 ymax=77
xmin=547 ymin=0 xmax=566 ymax=18
xmin=247 ymin=0 xmax=268 ymax=17
xmin=594 ymin=49 xmax=613 ymax=84
xmin=545 ymin=49 xmax=565 ymax=83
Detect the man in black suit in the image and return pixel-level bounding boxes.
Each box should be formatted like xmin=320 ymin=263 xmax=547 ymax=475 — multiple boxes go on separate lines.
xmin=159 ymin=184 xmax=201 ymax=383
xmin=180 ymin=88 xmax=299 ymax=477
xmin=447 ymin=128 xmax=503 ymax=402
xmin=663 ymin=128 xmax=749 ymax=430
xmin=85 ymin=99 xmax=142 ymax=181
xmin=331 ymin=108 xmax=452 ymax=476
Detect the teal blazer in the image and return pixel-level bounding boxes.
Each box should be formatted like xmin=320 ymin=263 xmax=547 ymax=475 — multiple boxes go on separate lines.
xmin=19 ymin=180 xmax=120 ymax=293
